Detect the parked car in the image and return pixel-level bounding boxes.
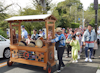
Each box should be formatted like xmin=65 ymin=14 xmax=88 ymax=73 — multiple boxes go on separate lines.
xmin=0 ymin=35 xmax=10 ymax=59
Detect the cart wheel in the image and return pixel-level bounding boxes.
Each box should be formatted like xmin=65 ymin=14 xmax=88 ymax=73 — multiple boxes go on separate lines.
xmin=7 ymin=59 xmax=13 ymax=66
xmin=46 ymin=65 xmax=53 ymax=73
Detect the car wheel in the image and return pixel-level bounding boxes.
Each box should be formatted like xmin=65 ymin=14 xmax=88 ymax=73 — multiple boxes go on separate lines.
xmin=3 ymin=48 xmax=10 ymax=59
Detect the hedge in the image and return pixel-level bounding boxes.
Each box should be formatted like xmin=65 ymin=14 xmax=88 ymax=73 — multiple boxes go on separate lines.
xmin=71 ymin=23 xmax=80 ymax=28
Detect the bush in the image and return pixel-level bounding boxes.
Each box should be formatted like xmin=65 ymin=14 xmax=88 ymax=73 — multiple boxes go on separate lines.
xmin=0 ymin=29 xmax=7 ymax=38
xmin=71 ymin=23 xmax=80 ymax=28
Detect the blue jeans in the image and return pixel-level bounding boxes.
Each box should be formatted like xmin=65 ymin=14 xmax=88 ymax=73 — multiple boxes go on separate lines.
xmin=85 ymin=47 xmax=93 ymax=58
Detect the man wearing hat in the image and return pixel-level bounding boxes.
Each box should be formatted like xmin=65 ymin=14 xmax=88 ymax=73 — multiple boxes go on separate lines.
xmin=47 ymin=27 xmax=66 ymax=73
xmin=21 ymin=25 xmax=28 ymax=39
xmin=39 ymin=29 xmax=43 ymax=37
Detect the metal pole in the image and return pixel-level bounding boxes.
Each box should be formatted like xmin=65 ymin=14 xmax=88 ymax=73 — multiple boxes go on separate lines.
xmin=95 ymin=10 xmax=98 ymax=34
xmin=94 ymin=0 xmax=98 ymax=35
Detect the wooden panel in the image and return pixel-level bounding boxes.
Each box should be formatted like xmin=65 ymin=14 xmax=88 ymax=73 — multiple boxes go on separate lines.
xmin=18 ymin=21 xmax=21 ymax=42
xmin=47 ymin=24 xmax=54 ymax=26
xmin=45 ymin=20 xmax=55 ymax=22
xmin=51 ymin=61 xmax=56 ymax=67
xmin=45 ymin=21 xmax=48 ymax=39
xmin=12 ymin=25 xmax=19 ymax=27
xmin=48 ymin=46 xmax=55 ymax=63
xmin=44 ymin=52 xmax=48 ymax=63
xmin=45 ymin=21 xmax=48 ymax=48
xmin=10 ymin=45 xmax=47 ymax=52
xmin=10 ymin=58 xmax=46 ymax=68
xmin=53 ymin=21 xmax=55 ymax=39
xmin=8 ymin=19 xmax=45 ymax=23
xmin=10 ymin=23 xmax=13 ymax=45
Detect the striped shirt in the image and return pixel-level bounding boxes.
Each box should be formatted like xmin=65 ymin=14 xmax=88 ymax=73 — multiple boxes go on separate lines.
xmin=51 ymin=34 xmax=66 ymax=47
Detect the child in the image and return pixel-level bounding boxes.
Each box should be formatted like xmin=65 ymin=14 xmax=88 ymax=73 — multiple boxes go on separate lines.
xmin=70 ymin=35 xmax=80 ymax=63
xmin=76 ymin=32 xmax=82 ymax=59
xmin=26 ymin=34 xmax=32 ymax=44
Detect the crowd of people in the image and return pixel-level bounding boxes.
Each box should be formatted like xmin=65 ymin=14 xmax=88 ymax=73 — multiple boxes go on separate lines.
xmin=21 ymin=25 xmax=45 ymax=45
xmin=48 ymin=24 xmax=98 ymax=73
xmin=21 ymin=24 xmax=99 ymax=73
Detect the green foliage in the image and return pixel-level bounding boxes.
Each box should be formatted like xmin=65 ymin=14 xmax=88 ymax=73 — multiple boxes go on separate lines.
xmin=52 ymin=0 xmax=82 ymax=28
xmin=85 ymin=3 xmax=100 ymax=27
xmin=0 ymin=1 xmax=12 ymax=38
xmin=89 ymin=19 xmax=95 ymax=27
xmin=20 ymin=8 xmax=39 ymax=15
xmin=0 ymin=29 xmax=7 ymax=38
xmin=71 ymin=22 xmax=80 ymax=28
xmin=19 ymin=7 xmax=45 ymax=34
xmin=55 ymin=17 xmax=71 ymax=28
xmin=32 ymin=0 xmax=52 ymax=14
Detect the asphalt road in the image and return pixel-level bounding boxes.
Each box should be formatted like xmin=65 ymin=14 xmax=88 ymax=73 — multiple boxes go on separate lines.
xmin=0 ymin=58 xmax=8 ymax=63
xmin=0 ymin=50 xmax=70 ymax=73
xmin=0 ymin=58 xmax=57 ymax=73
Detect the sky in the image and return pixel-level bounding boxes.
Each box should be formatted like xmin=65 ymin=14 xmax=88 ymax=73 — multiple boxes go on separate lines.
xmin=2 ymin=0 xmax=100 ymax=14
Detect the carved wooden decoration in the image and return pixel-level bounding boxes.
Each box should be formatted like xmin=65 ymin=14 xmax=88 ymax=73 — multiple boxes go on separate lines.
xmin=23 ymin=52 xmax=29 ymax=60
xmin=35 ymin=52 xmax=44 ymax=62
xmin=11 ymin=50 xmax=18 ymax=58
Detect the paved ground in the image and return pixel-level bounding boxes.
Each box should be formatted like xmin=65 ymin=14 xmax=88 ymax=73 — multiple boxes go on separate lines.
xmin=0 ymin=49 xmax=70 ymax=73
xmin=54 ymin=46 xmax=100 ymax=73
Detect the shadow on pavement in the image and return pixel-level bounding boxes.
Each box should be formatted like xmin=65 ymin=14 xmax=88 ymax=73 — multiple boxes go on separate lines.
xmin=0 ymin=62 xmax=57 ymax=73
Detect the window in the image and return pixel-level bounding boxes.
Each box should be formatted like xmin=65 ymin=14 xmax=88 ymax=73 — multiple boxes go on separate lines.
xmin=0 ymin=36 xmax=5 ymax=41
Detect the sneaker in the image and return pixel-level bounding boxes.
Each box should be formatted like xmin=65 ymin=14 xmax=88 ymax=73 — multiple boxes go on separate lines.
xmin=89 ymin=58 xmax=92 ymax=62
xmin=61 ymin=67 xmax=64 ymax=70
xmin=57 ymin=70 xmax=61 ymax=73
xmin=78 ymin=55 xmax=80 ymax=59
xmin=75 ymin=60 xmax=78 ymax=63
xmin=85 ymin=58 xmax=88 ymax=62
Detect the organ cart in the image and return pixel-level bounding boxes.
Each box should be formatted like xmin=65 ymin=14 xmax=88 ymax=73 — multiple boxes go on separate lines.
xmin=5 ymin=14 xmax=57 ymax=73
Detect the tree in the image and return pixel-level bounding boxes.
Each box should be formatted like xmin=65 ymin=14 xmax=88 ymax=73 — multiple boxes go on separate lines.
xmin=52 ymin=0 xmax=83 ymax=28
xmin=0 ymin=1 xmax=13 ymax=38
xmin=0 ymin=2 xmax=13 ymax=12
xmin=0 ymin=1 xmax=13 ymax=34
xmin=32 ymin=0 xmax=52 ymax=14
xmin=19 ymin=7 xmax=45 ymax=34
xmin=84 ymin=3 xmax=100 ymax=27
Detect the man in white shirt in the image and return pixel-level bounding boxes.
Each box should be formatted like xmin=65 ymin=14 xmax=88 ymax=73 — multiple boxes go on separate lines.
xmin=39 ymin=29 xmax=43 ymax=37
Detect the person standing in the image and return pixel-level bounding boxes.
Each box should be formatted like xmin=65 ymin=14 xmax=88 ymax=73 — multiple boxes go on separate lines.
xmin=31 ymin=29 xmax=39 ymax=40
xmin=82 ymin=24 xmax=97 ymax=62
xmin=70 ymin=35 xmax=80 ymax=63
xmin=66 ymin=30 xmax=74 ymax=58
xmin=47 ymin=28 xmax=65 ymax=73
xmin=21 ymin=25 xmax=28 ymax=39
xmin=39 ymin=29 xmax=43 ymax=37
